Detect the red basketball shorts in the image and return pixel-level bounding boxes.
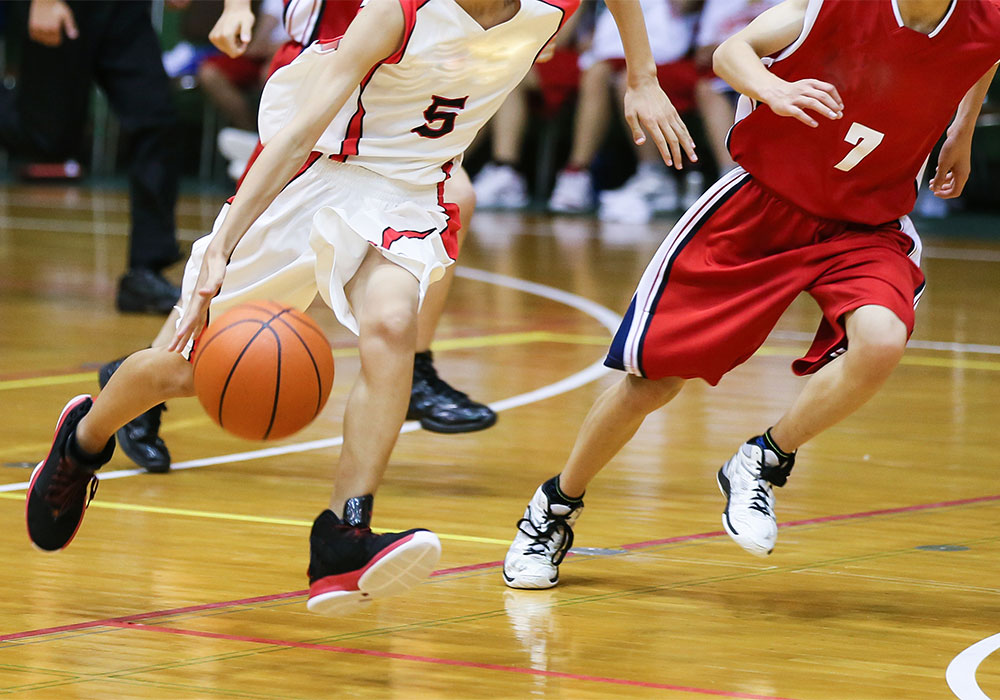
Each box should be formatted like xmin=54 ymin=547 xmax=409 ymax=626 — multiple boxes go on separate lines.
xmin=605 ymin=167 xmax=926 ymax=385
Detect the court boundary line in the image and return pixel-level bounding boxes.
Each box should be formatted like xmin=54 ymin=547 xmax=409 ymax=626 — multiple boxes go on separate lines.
xmin=947 ymin=632 xmax=1000 ymax=700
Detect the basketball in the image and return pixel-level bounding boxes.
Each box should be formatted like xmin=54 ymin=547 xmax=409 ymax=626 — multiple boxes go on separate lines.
xmin=191 ymin=301 xmax=335 ymax=440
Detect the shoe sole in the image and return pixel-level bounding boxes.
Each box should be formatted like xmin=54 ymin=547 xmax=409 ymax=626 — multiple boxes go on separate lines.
xmin=25 ymin=394 xmax=92 ymax=553
xmin=717 ymin=467 xmax=772 ymax=558
xmin=307 ymin=531 xmax=442 ymax=615
xmin=501 ymin=566 xmax=558 ymax=590
xmin=418 ymin=412 xmax=498 ymax=434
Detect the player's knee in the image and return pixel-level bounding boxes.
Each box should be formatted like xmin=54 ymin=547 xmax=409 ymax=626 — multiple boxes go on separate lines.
xmin=847 ymin=311 xmax=908 ymax=379
xmin=623 ymin=374 xmax=685 ymax=414
xmin=136 ymin=349 xmax=195 ymax=398
xmin=361 ymin=303 xmax=418 ymax=350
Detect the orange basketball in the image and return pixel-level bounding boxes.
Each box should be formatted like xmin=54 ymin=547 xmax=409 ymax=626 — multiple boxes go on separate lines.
xmin=192 ymin=301 xmax=334 ymax=440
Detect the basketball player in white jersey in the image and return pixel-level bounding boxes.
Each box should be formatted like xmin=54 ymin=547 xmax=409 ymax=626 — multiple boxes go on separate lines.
xmin=27 ymin=0 xmax=697 ymax=615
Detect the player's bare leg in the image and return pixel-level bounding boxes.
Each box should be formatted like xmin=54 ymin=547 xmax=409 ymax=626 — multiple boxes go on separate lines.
xmin=719 ymin=304 xmax=908 ymax=558
xmin=307 ymin=248 xmax=441 ymax=616
xmin=26 ymin=347 xmax=193 ymax=551
xmin=503 ymin=375 xmax=684 ymax=589
xmin=409 ymin=165 xmax=497 ymax=433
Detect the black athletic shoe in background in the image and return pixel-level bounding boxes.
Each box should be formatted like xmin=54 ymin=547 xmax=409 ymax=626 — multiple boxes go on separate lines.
xmin=407 ymin=350 xmax=497 ymax=433
xmin=99 ymin=357 xmax=171 ymax=473
xmin=26 ymin=395 xmax=115 ymax=551
xmin=116 ymin=267 xmax=180 ymax=314
xmin=306 ymin=495 xmax=441 ymax=615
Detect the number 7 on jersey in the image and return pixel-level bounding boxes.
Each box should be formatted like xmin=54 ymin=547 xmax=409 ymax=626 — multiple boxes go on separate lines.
xmin=834 ymin=122 xmax=885 ymax=172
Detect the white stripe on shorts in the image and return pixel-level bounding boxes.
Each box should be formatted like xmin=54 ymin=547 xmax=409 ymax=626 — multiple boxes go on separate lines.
xmin=622 ymin=166 xmax=751 ymax=375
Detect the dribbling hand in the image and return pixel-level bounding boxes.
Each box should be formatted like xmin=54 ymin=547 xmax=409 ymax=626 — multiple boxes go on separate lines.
xmin=168 ymin=251 xmax=228 ymax=354
xmin=762 ymin=78 xmax=844 ymax=128
xmin=623 ymin=79 xmax=697 ymax=170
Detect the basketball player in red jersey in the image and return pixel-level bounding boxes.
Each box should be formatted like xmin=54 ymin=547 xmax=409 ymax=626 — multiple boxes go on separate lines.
xmin=98 ymin=0 xmax=495 ymax=476
xmin=28 ymin=0 xmax=696 ymax=614
xmin=504 ymin=0 xmax=1000 ymax=588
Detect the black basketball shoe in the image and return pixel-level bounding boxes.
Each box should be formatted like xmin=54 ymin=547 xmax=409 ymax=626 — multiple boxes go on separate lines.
xmin=26 ymin=395 xmax=115 ymax=551
xmin=307 ymin=495 xmax=441 ymax=615
xmin=407 ymin=350 xmax=497 ymax=433
xmin=99 ymin=357 xmax=170 ymax=473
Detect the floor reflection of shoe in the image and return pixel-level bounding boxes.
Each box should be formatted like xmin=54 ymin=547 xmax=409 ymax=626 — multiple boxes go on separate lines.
xmin=115 ymin=268 xmax=180 ymax=315
xmin=503 ymin=588 xmax=560 ymax=668
xmin=98 ymin=358 xmax=171 ymax=473
xmin=473 ymin=162 xmax=529 ymax=209
xmin=407 ymin=351 xmax=496 ymax=433
xmin=306 ymin=496 xmax=441 ymax=616
xmin=548 ymin=169 xmax=594 ymax=213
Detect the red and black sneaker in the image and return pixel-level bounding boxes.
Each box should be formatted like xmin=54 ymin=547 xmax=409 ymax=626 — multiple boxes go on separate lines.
xmin=26 ymin=395 xmax=115 ymax=552
xmin=307 ymin=495 xmax=441 ymax=615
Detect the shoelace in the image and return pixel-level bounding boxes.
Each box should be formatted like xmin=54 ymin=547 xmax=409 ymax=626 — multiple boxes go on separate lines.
xmin=45 ymin=457 xmax=99 ymax=516
xmin=515 ymin=510 xmax=575 ymax=566
xmin=748 ymin=482 xmax=773 ymax=517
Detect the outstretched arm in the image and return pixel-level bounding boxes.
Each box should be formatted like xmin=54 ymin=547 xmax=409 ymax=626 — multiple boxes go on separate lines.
xmin=604 ymin=0 xmax=697 ymax=168
xmin=714 ymin=0 xmax=844 ymax=128
xmin=209 ymin=0 xmax=256 ymax=58
xmin=931 ymin=62 xmax=998 ymax=199
xmin=170 ymin=0 xmax=405 ymax=351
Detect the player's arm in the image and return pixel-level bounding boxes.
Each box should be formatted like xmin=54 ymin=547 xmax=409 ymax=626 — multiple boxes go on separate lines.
xmin=604 ymin=0 xmax=697 ymax=168
xmin=210 ymin=0 xmax=256 ymax=58
xmin=169 ymin=0 xmax=405 ymax=352
xmin=28 ymin=0 xmax=78 ymax=47
xmin=713 ymin=0 xmax=844 ymax=128
xmin=931 ymin=62 xmax=999 ymax=199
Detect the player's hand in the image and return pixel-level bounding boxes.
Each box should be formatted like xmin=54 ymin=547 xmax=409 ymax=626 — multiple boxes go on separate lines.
xmin=209 ymin=7 xmax=256 ymax=58
xmin=929 ymin=130 xmax=972 ymax=199
xmin=168 ymin=251 xmax=227 ymax=354
xmin=761 ymin=78 xmax=844 ymax=128
xmin=623 ymin=78 xmax=697 ymax=169
xmin=28 ymin=0 xmax=78 ymax=47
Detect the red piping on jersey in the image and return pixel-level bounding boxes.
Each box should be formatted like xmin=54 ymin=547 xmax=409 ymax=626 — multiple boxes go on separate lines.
xmin=535 ymin=0 xmax=581 ymax=62
xmin=227 ymin=150 xmax=322 ymax=205
xmin=331 ymin=0 xmax=423 ymax=163
xmin=437 ymin=161 xmax=460 ymax=260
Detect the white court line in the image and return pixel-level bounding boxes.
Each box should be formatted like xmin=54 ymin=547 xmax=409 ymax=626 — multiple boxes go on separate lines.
xmin=0 ymin=267 xmax=621 ymax=493
xmin=946 ymin=632 xmax=1000 ymax=700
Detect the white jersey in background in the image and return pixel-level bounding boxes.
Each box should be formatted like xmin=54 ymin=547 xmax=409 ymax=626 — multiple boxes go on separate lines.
xmin=259 ymin=0 xmax=577 ymax=187
xmin=579 ymin=0 xmax=695 ymax=70
xmin=695 ymin=0 xmax=780 ymax=50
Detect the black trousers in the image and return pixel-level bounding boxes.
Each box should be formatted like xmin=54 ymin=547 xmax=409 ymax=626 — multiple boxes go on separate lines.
xmin=0 ymin=0 xmax=181 ymax=271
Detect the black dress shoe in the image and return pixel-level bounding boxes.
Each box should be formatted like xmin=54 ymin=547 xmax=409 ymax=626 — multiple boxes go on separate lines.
xmin=406 ymin=351 xmax=497 ymax=433
xmin=98 ymin=357 xmax=171 ymax=473
xmin=116 ymin=268 xmax=180 ymax=315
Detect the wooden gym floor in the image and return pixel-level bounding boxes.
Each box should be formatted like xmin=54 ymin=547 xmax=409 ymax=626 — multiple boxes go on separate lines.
xmin=0 ymin=184 xmax=998 ymax=699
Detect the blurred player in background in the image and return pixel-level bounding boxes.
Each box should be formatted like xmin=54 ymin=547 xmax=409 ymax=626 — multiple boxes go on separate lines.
xmin=503 ymin=0 xmax=1000 ymax=589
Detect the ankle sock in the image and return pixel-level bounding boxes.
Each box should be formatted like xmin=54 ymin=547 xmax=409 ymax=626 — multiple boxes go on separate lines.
xmin=67 ymin=429 xmax=112 ymax=469
xmin=543 ymin=475 xmax=584 ymax=505
xmin=762 ymin=429 xmax=794 ymax=460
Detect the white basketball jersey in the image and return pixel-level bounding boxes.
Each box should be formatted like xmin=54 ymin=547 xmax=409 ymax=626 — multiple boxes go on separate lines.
xmin=259 ymin=0 xmax=576 ymax=186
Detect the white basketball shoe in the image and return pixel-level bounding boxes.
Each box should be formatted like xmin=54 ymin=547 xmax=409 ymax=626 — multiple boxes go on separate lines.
xmin=717 ymin=435 xmax=796 ymax=557
xmin=503 ymin=477 xmax=583 ymax=589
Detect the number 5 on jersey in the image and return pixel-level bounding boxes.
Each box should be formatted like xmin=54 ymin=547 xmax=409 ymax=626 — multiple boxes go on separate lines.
xmin=834 ymin=122 xmax=885 ymax=172
xmin=412 ymin=95 xmax=468 ymax=139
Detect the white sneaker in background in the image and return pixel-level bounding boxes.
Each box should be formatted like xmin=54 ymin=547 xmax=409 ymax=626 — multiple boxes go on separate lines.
xmin=472 ymin=162 xmax=529 ymax=209
xmin=598 ymin=187 xmax=653 ymax=224
xmin=548 ymin=169 xmax=594 ymax=213
xmin=217 ymin=128 xmax=259 ymax=182
xmin=681 ymin=170 xmax=706 ymax=210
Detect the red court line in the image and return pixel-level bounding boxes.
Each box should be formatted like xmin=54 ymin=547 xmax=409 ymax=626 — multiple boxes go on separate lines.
xmin=4 ymin=492 xmax=997 ymax=644
xmin=623 ymin=493 xmax=1000 ymax=550
xmin=108 ymin=621 xmax=802 ymax=700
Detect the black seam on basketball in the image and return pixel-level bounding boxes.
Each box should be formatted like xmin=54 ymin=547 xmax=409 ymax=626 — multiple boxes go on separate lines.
xmin=262 ymin=325 xmax=282 ymax=440
xmin=217 ymin=324 xmax=275 ymax=429
xmin=274 ymin=316 xmax=325 ymax=419
xmin=281 ymin=312 xmax=329 ymax=347
xmin=193 ymin=319 xmax=267 ymax=372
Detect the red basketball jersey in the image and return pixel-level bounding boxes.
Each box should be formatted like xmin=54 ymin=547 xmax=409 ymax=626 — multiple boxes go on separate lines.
xmin=728 ymin=0 xmax=1000 ymax=225
xmin=283 ymin=0 xmax=361 ymax=45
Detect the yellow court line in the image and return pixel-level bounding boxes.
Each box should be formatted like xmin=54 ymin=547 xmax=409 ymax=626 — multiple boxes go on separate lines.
xmin=0 ymin=493 xmax=507 ymax=546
